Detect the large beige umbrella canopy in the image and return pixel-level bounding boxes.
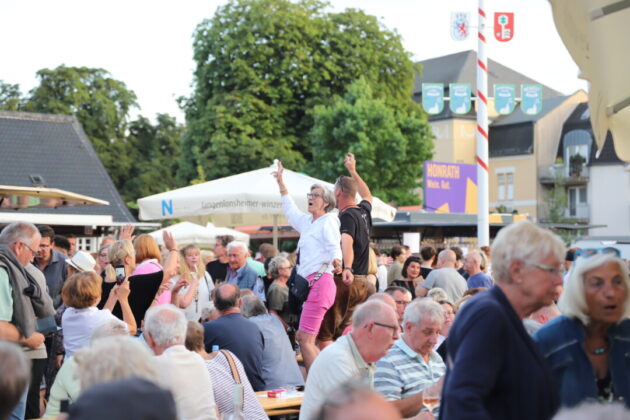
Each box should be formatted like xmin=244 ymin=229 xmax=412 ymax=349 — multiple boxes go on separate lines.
xmin=137 ymin=162 xmax=397 ymax=246
xmin=149 ymin=221 xmax=249 ymax=248
xmin=550 ymin=0 xmax=630 ymax=160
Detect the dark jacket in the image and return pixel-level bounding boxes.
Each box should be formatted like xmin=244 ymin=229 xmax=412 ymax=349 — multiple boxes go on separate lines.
xmin=533 ymin=315 xmax=630 ymax=408
xmin=439 ymin=286 xmax=559 ymax=420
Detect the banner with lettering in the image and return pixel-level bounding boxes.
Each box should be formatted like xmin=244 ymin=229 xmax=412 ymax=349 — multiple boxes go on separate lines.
xmin=521 ymin=84 xmax=542 ymax=116
xmin=449 ymin=83 xmax=472 ymax=114
xmin=494 ymin=84 xmax=516 ymax=115
xmin=422 ymin=83 xmax=444 ymax=115
xmin=423 ymin=161 xmax=478 ymax=214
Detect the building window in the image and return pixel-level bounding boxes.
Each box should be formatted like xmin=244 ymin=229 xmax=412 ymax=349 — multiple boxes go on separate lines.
xmin=497 ymin=172 xmax=514 ymax=201
xmin=568 ymin=186 xmax=587 ymax=218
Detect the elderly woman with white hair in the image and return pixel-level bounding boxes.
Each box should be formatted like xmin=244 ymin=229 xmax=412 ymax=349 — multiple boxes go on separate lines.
xmin=440 ymin=221 xmax=566 ymax=420
xmin=273 ymin=160 xmax=342 ymax=372
xmin=534 ymin=249 xmax=630 ymax=408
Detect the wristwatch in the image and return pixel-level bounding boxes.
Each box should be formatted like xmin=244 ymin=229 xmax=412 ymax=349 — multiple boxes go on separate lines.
xmin=343 ymin=267 xmax=354 ymax=273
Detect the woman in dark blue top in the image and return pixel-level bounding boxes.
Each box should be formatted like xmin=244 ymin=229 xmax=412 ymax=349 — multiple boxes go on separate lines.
xmin=534 ymin=251 xmax=630 ymax=408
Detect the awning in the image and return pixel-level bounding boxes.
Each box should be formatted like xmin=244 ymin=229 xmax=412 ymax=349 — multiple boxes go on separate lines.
xmin=0 ymin=185 xmax=109 ymax=209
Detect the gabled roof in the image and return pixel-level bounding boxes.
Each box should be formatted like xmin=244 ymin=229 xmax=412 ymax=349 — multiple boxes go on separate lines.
xmin=556 ymin=102 xmax=622 ymax=165
xmin=0 ymin=111 xmax=136 ymax=223
xmin=413 ymin=50 xmax=563 ymax=121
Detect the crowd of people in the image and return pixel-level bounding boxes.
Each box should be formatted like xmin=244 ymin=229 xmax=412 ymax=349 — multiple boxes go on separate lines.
xmin=1 ymin=153 xmax=630 ymax=420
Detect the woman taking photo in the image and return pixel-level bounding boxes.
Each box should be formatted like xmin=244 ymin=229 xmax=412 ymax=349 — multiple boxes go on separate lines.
xmin=391 ymin=256 xmax=423 ymax=299
xmin=170 ymin=244 xmax=215 ymax=322
xmin=534 ymin=250 xmax=630 ymax=408
xmin=273 ymin=161 xmax=341 ymax=372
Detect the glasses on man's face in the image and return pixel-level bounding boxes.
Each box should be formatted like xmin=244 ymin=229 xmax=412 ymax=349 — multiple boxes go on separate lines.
xmin=373 ymin=321 xmax=399 ymax=335
xmin=20 ymin=242 xmax=37 ymax=255
xmin=529 ymin=263 xmax=566 ymax=277
xmin=306 ymin=193 xmax=323 ymax=199
xmin=279 ymin=265 xmax=292 ymax=270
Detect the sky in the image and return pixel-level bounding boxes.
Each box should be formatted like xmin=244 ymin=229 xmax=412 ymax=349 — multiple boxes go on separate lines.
xmin=0 ymin=0 xmax=585 ymax=123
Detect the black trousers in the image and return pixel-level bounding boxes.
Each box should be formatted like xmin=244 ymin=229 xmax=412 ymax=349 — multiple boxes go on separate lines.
xmin=25 ymin=357 xmax=47 ymax=419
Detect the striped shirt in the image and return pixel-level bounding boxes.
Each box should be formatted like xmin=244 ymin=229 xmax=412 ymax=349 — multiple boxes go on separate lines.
xmin=204 ymin=351 xmax=268 ymax=420
xmin=374 ymin=338 xmax=445 ymax=414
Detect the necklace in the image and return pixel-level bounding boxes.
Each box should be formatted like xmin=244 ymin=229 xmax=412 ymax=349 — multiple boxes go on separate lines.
xmin=592 ymin=346 xmax=607 ymax=355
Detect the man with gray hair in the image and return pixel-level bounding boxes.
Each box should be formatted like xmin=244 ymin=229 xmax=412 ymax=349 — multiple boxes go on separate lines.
xmin=225 ymin=241 xmax=266 ymax=300
xmin=375 ymin=299 xmax=446 ymax=418
xmin=300 ymin=300 xmax=399 ymax=420
xmin=241 ymin=295 xmax=304 ymax=389
xmin=0 ymin=221 xmax=55 ymax=420
xmin=145 ymin=304 xmax=218 ymax=420
xmin=417 ymin=249 xmax=467 ymax=303
xmin=463 ymin=250 xmax=493 ymax=289
xmin=0 ymin=341 xmax=30 ymax=420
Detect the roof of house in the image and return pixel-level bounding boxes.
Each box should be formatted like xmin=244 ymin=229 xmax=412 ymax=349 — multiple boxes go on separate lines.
xmin=413 ymin=50 xmax=563 ymax=121
xmin=557 ymin=102 xmax=623 ymax=165
xmin=0 ymin=111 xmax=136 ymax=223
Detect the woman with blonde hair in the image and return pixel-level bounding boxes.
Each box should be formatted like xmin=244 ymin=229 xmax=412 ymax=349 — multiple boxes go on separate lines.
xmin=170 ymin=244 xmax=215 ymax=322
xmin=61 ymin=271 xmax=136 ymax=358
xmin=534 ymin=249 xmax=630 ymax=408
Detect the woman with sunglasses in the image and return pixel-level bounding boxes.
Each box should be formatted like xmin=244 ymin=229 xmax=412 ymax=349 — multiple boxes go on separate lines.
xmin=273 ymin=160 xmax=342 ymax=372
xmin=534 ymin=249 xmax=630 ymax=408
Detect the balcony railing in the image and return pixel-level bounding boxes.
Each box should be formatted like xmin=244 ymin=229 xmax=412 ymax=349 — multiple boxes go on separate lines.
xmin=539 ymin=163 xmax=589 ymax=186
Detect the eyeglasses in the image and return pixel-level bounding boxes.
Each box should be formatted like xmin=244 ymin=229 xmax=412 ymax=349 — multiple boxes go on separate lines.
xmin=373 ymin=322 xmax=399 ymax=334
xmin=278 ymin=265 xmax=292 ymax=270
xmin=306 ymin=193 xmax=323 ymax=199
xmin=19 ymin=242 xmax=37 ymax=255
xmin=575 ymin=247 xmax=621 ymax=259
xmin=529 ymin=263 xmax=566 ymax=277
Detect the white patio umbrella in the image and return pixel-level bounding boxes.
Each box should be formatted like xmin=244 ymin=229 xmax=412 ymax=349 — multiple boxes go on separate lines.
xmin=137 ymin=162 xmax=397 ymax=246
xmin=149 ymin=221 xmax=249 ymax=248
xmin=550 ymin=0 xmax=630 ymax=161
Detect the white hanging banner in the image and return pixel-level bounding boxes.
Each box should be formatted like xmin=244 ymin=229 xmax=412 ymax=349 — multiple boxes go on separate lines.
xmin=451 ymin=12 xmax=471 ymax=41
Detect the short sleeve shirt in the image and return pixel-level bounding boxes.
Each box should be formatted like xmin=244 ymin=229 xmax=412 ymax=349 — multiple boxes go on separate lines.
xmin=339 ymin=200 xmax=372 ymax=275
xmin=0 ymin=267 xmax=13 ymax=322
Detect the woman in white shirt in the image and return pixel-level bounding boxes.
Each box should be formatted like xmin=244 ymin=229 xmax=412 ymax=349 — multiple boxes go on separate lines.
xmin=273 ymin=160 xmax=342 ymax=371
xmin=61 ymin=271 xmax=136 ymax=358
xmin=171 ymin=245 xmax=215 ymax=322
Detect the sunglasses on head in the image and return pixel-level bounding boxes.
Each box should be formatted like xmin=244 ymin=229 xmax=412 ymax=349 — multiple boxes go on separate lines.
xmin=575 ymin=247 xmax=621 ymax=259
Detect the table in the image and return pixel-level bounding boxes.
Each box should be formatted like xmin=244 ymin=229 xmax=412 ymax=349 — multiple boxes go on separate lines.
xmin=256 ymin=390 xmax=304 ymax=416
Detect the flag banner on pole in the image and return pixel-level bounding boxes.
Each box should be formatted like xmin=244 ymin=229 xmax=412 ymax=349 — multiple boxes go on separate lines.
xmin=449 ymin=83 xmax=472 ymax=114
xmin=521 ymin=84 xmax=542 ymax=115
xmin=494 ymin=12 xmax=514 ymax=42
xmin=494 ymin=84 xmax=516 ymax=115
xmin=450 ymin=12 xmax=471 ymax=41
xmin=422 ymin=83 xmax=444 ymax=115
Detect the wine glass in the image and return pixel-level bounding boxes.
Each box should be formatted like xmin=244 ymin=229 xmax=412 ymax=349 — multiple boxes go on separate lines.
xmin=422 ymin=376 xmax=444 ymax=412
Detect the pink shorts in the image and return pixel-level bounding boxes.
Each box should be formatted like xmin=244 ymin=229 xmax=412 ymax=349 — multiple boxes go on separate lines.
xmin=299 ymin=272 xmax=336 ymax=335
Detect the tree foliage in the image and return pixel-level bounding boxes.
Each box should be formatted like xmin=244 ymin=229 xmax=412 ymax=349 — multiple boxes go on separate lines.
xmin=181 ymin=0 xmax=431 ymax=196
xmin=310 ymin=78 xmax=432 ymax=205
xmin=0 ymin=67 xmax=184 ymax=206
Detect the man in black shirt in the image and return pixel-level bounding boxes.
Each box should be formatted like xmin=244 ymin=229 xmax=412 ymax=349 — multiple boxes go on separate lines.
xmin=205 ymin=235 xmax=233 ymax=285
xmin=317 ymin=153 xmax=373 ymax=346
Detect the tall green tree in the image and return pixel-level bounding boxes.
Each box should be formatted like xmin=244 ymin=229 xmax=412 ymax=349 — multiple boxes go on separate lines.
xmin=310 ymin=78 xmax=432 ymax=205
xmin=181 ymin=0 xmax=424 ymax=185
xmin=22 ymin=66 xmax=139 ymax=190
xmin=0 ymin=80 xmax=23 ymax=111
xmin=124 ymin=114 xmax=184 ymax=203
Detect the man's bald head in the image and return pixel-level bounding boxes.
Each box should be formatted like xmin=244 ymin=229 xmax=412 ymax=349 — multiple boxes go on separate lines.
xmin=213 ymin=283 xmax=240 ymax=312
xmin=367 ymin=292 xmax=397 ymax=311
xmin=437 ymin=249 xmax=456 ymax=268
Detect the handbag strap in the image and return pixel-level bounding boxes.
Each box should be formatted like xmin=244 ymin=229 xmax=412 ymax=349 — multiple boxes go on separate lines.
xmin=220 ymin=349 xmax=241 ymax=384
